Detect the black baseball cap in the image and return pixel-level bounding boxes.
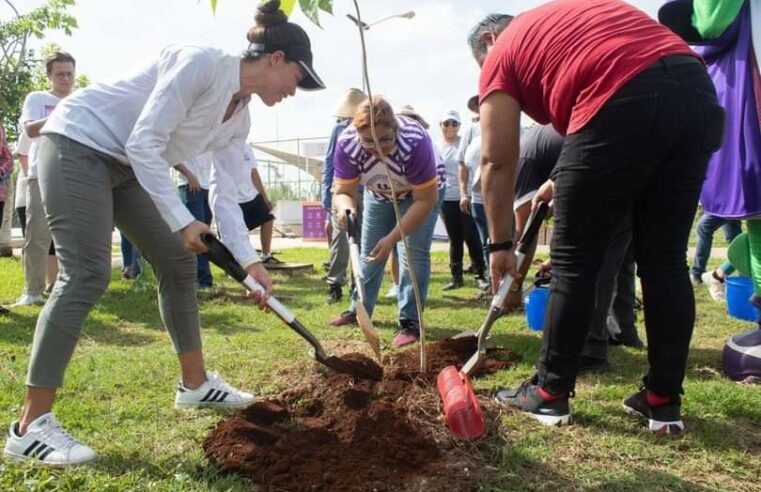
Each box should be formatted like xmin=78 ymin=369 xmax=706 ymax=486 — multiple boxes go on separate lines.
xmin=250 ymin=22 xmax=325 ymax=91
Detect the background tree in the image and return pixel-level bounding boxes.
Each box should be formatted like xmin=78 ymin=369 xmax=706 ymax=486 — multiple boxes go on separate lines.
xmin=0 ymin=0 xmax=78 ymax=141
xmin=206 ymin=0 xmax=333 ymax=27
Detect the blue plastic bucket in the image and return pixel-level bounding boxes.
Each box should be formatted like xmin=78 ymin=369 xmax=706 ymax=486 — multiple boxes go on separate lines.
xmin=725 ymin=276 xmax=759 ymax=322
xmin=525 ymin=286 xmax=550 ymax=331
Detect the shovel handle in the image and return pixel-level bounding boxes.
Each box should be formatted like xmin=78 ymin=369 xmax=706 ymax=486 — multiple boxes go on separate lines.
xmin=345 ymin=209 xmax=360 ymax=244
xmin=202 ymin=234 xmax=295 ymax=324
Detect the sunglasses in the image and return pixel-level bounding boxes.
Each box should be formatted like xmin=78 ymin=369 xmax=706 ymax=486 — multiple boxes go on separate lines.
xmin=360 ymin=132 xmax=396 ymax=149
xmin=442 ymin=120 xmax=460 ymax=128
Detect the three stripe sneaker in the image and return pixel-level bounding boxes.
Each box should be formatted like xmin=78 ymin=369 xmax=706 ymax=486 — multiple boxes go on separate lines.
xmin=174 ymin=371 xmax=255 ymax=410
xmin=623 ymin=387 xmax=684 ymax=435
xmin=4 ymin=412 xmax=97 ymax=466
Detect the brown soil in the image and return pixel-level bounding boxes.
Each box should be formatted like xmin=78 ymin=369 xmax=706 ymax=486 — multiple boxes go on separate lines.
xmin=203 ymin=336 xmax=517 ymax=492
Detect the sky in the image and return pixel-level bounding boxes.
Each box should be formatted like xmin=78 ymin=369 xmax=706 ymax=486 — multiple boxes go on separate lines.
xmin=6 ymin=0 xmax=667 ymax=146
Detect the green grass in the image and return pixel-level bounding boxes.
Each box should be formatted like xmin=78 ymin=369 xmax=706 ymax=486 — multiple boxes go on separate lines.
xmin=1 ymin=249 xmax=760 ymax=491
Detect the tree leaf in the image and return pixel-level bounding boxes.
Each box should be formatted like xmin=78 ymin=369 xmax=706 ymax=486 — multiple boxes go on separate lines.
xmin=279 ymin=0 xmax=297 ymax=16
xmin=298 ymin=0 xmax=322 ymax=28
xmin=317 ymin=0 xmax=332 ymax=15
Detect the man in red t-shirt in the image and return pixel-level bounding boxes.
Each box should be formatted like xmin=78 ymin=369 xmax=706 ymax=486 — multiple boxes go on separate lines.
xmin=471 ymin=0 xmax=725 ymax=434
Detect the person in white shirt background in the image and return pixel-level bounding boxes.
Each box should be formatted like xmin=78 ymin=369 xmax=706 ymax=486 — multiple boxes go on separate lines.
xmin=14 ymin=131 xmax=31 ymax=237
xmin=13 ymin=52 xmax=75 ymax=307
xmin=3 ymin=0 xmax=325 ymax=467
xmin=231 ymin=144 xmax=282 ymax=265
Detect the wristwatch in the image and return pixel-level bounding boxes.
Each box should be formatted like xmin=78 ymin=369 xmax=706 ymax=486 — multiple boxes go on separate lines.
xmin=486 ymin=239 xmax=514 ymax=253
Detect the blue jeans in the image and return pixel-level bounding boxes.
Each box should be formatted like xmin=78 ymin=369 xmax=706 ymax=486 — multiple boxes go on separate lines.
xmin=120 ymin=233 xmax=142 ymax=277
xmin=690 ymin=212 xmax=741 ymax=279
xmin=178 ymin=186 xmax=213 ymax=287
xmin=471 ymin=202 xmax=490 ymax=269
xmin=351 ymin=191 xmax=443 ymax=322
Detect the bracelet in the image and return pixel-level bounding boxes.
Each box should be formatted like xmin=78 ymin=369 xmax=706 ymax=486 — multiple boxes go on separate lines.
xmin=486 ymin=239 xmax=514 ymax=253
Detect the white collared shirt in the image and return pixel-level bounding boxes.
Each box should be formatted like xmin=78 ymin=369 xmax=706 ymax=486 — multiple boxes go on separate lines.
xmin=43 ymin=44 xmax=261 ymax=267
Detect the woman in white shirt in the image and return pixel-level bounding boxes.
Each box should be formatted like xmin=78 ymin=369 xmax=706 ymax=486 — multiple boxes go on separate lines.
xmin=3 ymin=0 xmax=324 ymax=467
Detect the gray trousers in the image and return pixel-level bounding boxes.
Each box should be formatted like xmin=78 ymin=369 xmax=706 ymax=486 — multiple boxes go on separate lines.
xmin=27 ymin=134 xmax=200 ymax=388
xmin=326 ymin=209 xmax=349 ymax=287
xmin=326 ymin=204 xmax=363 ymax=287
xmin=22 ymin=178 xmax=52 ymax=297
xmin=582 ymin=223 xmax=637 ymax=361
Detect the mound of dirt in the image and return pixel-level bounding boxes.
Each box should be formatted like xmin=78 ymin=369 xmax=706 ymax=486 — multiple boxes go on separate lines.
xmin=203 ymin=337 xmax=516 ymax=492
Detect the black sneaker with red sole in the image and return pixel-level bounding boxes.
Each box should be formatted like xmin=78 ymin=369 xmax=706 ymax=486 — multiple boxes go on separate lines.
xmin=495 ymin=377 xmax=572 ymax=427
xmin=623 ymin=387 xmax=684 ymax=435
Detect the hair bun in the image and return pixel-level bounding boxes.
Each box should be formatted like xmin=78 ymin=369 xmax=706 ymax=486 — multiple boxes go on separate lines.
xmin=255 ymin=0 xmax=288 ymax=28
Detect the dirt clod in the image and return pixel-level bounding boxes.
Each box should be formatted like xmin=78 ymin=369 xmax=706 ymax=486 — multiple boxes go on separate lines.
xmin=203 ymin=336 xmax=517 ymax=492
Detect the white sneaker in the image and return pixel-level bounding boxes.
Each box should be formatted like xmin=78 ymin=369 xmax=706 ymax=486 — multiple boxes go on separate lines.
xmin=175 ymin=371 xmax=255 ymax=410
xmin=3 ymin=412 xmax=97 ymax=466
xmin=701 ymin=271 xmax=726 ymax=302
xmin=12 ymin=294 xmax=45 ymax=307
xmin=385 ymin=285 xmax=399 ymax=299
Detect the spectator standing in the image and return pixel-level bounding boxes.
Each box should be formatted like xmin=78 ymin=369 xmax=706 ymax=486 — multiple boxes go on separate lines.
xmin=436 ymin=109 xmax=486 ymax=290
xmin=322 ymin=88 xmax=366 ymax=304
xmin=175 ymin=152 xmax=214 ymax=288
xmin=14 ymin=52 xmax=76 ymax=306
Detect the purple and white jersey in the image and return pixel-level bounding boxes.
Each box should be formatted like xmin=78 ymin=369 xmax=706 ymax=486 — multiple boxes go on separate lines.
xmin=333 ymin=115 xmax=445 ymax=202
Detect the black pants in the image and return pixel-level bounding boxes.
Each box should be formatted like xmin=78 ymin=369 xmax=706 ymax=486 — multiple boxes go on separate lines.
xmin=538 ymin=56 xmax=725 ymax=396
xmin=440 ymin=200 xmax=485 ymax=271
xmin=582 ymin=223 xmax=635 ymax=361
xmin=16 ymin=206 xmax=27 ymax=237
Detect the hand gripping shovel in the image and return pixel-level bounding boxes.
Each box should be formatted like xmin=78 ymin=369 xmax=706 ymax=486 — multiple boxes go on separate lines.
xmin=345 ymin=211 xmax=382 ymax=360
xmin=202 ymin=234 xmax=382 ymax=381
xmin=436 ymin=202 xmax=550 ymax=439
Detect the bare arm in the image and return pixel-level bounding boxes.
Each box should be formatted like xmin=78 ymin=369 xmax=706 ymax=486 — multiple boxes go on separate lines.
xmin=19 ymin=155 xmax=29 ymax=176
xmin=250 ymin=167 xmax=271 ymax=209
xmin=174 ymin=163 xmax=200 ymax=194
xmin=458 ymin=162 xmax=471 ymax=214
xmin=24 ymin=119 xmax=47 ymax=139
xmin=480 ymin=91 xmax=522 ymax=295
xmin=332 ymin=180 xmax=360 ymax=228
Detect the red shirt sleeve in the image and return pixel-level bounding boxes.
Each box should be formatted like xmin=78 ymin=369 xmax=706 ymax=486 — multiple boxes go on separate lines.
xmin=478 ymin=42 xmax=522 ymax=106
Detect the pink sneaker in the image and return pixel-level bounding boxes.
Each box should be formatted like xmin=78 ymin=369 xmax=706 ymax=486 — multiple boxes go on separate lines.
xmin=329 ymin=310 xmax=357 ymax=327
xmin=391 ymin=320 xmax=420 ymax=347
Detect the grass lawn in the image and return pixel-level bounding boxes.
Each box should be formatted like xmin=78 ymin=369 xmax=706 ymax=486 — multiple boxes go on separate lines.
xmin=0 ymin=248 xmax=760 ymax=491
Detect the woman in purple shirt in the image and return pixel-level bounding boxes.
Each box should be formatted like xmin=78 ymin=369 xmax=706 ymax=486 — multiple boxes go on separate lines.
xmin=329 ymin=96 xmax=445 ymax=347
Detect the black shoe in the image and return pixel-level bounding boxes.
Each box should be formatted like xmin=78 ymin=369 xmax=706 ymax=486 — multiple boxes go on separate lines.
xmin=577 ymin=356 xmax=611 ymax=375
xmin=326 ymin=284 xmax=342 ymax=304
xmin=475 ymin=275 xmax=490 ymax=291
xmin=609 ymin=337 xmax=645 ymax=349
xmin=443 ymin=277 xmax=464 ymax=291
xmin=494 ymin=377 xmax=572 ymax=426
xmin=623 ymin=387 xmax=684 ymax=434
xmin=0 ymin=305 xmax=9 ymax=315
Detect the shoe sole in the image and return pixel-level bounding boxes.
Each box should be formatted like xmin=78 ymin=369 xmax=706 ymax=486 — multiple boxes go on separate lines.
xmin=529 ymin=412 xmax=573 ymax=427
xmin=175 ymin=400 xmax=254 ymax=410
xmin=3 ymin=449 xmax=97 ymax=467
xmin=622 ymin=403 xmax=684 ymax=434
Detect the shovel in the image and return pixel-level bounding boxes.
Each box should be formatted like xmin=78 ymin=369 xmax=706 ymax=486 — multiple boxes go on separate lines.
xmin=345 ymin=210 xmax=382 ymax=361
xmin=437 ymin=202 xmax=549 ymax=439
xmin=202 ymin=234 xmax=382 ymax=381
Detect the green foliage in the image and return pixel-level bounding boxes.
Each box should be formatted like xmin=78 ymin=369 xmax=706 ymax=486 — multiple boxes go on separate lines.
xmin=0 ymin=0 xmax=78 ymax=141
xmin=206 ymin=0 xmax=333 ymax=27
